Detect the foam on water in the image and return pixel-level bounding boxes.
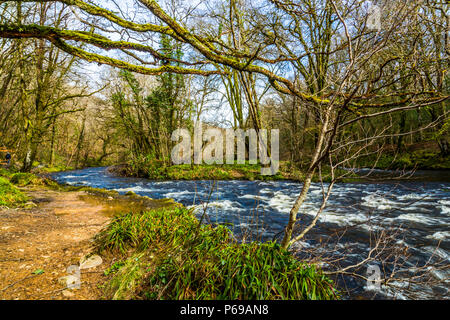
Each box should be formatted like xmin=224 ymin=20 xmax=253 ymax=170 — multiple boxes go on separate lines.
xmin=423 ymin=247 xmax=450 ymax=261
xmin=309 ymin=189 xmax=324 ymax=195
xmin=318 ymin=212 xmax=368 ymax=226
xmin=397 ymin=193 xmax=427 ymax=201
xmin=361 ymin=194 xmax=397 ymax=210
xmin=268 ymin=191 xmax=295 ymax=213
xmin=66 ymin=180 xmax=90 ymax=185
xmin=206 ymin=200 xmax=243 ymax=211
xmin=63 ymin=175 xmax=78 ymax=179
xmin=426 ymin=231 xmax=450 ymax=241
xmin=438 ymin=200 xmax=450 ymax=215
xmin=115 ymin=185 xmax=153 ymax=193
xmin=164 ymin=190 xmax=197 ymax=198
xmin=240 ymin=194 xmax=271 ymax=202
xmin=394 ymin=213 xmax=440 ymax=225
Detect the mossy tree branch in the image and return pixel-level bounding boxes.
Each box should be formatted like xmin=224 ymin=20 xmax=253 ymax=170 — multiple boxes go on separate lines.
xmin=0 ymin=0 xmax=330 ymax=103
xmin=0 ymin=23 xmax=222 ymax=76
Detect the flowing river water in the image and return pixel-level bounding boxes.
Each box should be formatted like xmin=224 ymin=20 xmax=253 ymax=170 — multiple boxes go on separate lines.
xmin=50 ymin=167 xmax=450 ymax=299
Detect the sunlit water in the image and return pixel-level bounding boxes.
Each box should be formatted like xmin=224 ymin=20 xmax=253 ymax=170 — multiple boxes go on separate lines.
xmin=51 ymin=167 xmax=450 ymax=299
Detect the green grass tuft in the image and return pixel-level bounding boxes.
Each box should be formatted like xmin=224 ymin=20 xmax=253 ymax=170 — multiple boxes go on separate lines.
xmin=0 ymin=177 xmax=29 ymax=207
xmin=0 ymin=168 xmax=15 ymax=179
xmin=10 ymin=172 xmax=42 ymax=187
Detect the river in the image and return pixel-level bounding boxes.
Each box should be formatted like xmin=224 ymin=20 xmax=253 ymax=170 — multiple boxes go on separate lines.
xmin=50 ymin=166 xmax=449 ymax=300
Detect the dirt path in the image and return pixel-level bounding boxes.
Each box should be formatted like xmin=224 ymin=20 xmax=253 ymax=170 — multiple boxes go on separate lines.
xmin=0 ymin=188 xmax=111 ymax=300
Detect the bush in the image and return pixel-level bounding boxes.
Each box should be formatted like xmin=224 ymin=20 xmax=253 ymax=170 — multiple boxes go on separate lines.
xmin=96 ymin=208 xmax=339 ymax=300
xmin=0 ymin=168 xmax=14 ymax=179
xmin=356 ymin=150 xmax=450 ymax=170
xmin=0 ymin=177 xmax=28 ymax=207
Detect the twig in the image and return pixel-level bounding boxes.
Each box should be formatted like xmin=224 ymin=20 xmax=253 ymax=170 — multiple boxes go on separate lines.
xmin=0 ymin=274 xmax=38 ymax=292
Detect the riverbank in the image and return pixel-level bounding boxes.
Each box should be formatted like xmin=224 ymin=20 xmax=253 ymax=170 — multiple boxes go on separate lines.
xmin=0 ymin=171 xmax=182 ymax=300
xmin=0 ymin=186 xmax=111 ymax=299
xmin=108 ymin=152 xmax=450 ymax=184
xmin=0 ymin=170 xmax=338 ymax=300
xmin=356 ymin=148 xmax=450 ymax=171
xmin=108 ymin=161 xmax=351 ymax=182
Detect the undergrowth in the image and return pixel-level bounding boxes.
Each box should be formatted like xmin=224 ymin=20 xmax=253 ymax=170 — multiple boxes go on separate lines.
xmin=10 ymin=172 xmax=43 ymax=186
xmin=355 ymin=150 xmax=450 ymax=170
xmin=96 ymin=208 xmax=339 ymax=300
xmin=117 ymin=158 xmax=346 ymax=182
xmin=0 ymin=176 xmax=28 ymax=207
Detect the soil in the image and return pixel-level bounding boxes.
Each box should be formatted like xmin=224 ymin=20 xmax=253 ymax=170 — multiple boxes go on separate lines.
xmin=0 ymin=187 xmax=113 ymax=300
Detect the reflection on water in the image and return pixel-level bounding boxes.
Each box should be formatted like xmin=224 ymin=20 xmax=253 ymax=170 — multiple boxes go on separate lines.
xmin=51 ymin=167 xmax=450 ymax=299
xmin=78 ymin=194 xmax=149 ymax=217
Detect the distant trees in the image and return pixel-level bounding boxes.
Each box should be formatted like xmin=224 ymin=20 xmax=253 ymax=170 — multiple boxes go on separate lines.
xmin=107 ymin=34 xmax=193 ymax=167
xmin=421 ymin=1 xmax=449 ymax=155
xmin=0 ymin=1 xmax=93 ymax=171
xmin=266 ymin=0 xmax=449 ymax=163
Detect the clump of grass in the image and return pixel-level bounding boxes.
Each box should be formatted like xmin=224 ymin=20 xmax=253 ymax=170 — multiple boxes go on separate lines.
xmin=96 ymin=208 xmax=339 ymax=300
xmin=0 ymin=168 xmax=15 ymax=179
xmin=146 ymin=241 xmax=337 ymax=300
xmin=0 ymin=177 xmax=29 ymax=207
xmin=105 ymin=253 xmax=148 ymax=300
xmin=95 ymin=208 xmax=198 ymax=253
xmin=10 ymin=172 xmax=42 ymax=187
